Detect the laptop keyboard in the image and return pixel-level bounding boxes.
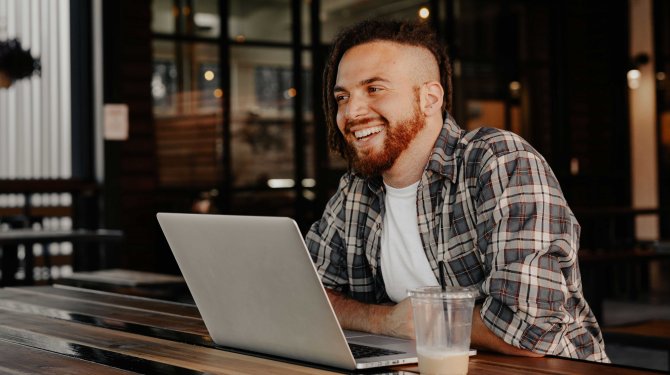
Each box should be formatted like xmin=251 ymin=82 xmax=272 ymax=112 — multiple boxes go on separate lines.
xmin=348 ymin=343 xmax=404 ymax=359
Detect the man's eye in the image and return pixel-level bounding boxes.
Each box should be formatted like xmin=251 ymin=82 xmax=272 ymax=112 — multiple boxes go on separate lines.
xmin=335 ymin=95 xmax=348 ymax=102
xmin=368 ymin=87 xmax=382 ymax=93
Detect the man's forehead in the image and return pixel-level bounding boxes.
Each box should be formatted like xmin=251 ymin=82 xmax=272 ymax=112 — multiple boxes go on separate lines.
xmin=335 ymin=41 xmax=437 ymax=86
xmin=340 ymin=40 xmax=419 ymax=63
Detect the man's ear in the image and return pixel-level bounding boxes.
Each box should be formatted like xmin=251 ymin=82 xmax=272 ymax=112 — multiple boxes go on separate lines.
xmin=421 ymin=81 xmax=444 ymax=117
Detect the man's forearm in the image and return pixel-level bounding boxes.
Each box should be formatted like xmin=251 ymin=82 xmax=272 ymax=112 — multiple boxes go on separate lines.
xmin=470 ymin=305 xmax=544 ymax=357
xmin=325 ymin=289 xmax=415 ymax=338
xmin=326 ymin=289 xmax=388 ymax=333
xmin=326 ymin=289 xmax=547 ymax=355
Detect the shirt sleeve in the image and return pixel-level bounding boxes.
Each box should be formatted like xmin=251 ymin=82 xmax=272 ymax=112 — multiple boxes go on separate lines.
xmin=305 ymin=174 xmax=350 ymax=293
xmin=474 ymin=148 xmax=605 ymax=359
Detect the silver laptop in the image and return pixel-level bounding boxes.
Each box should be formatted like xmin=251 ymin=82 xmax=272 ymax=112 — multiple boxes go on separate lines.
xmin=157 ymin=213 xmax=418 ymax=370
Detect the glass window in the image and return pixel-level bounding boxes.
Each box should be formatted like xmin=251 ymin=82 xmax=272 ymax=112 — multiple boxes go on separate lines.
xmin=229 ymin=0 xmax=291 ymax=43
xmin=151 ymin=0 xmax=175 ymax=34
xmin=321 ymin=0 xmax=430 ymax=43
xmin=152 ymin=40 xmax=223 ymax=188
xmin=152 ymin=0 xmax=220 ymax=38
xmin=302 ymin=0 xmax=311 ymax=45
xmin=191 ymin=0 xmax=221 ymax=38
xmin=230 ymin=47 xmax=294 ymax=188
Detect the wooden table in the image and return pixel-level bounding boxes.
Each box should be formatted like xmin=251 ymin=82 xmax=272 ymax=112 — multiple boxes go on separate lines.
xmin=0 ymin=286 xmax=660 ymax=374
xmin=56 ymin=268 xmax=190 ymax=301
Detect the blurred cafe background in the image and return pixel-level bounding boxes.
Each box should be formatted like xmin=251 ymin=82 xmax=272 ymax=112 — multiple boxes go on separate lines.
xmin=0 ymin=0 xmax=669 ymax=370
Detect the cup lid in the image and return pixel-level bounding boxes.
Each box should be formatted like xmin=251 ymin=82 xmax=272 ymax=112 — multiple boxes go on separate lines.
xmin=407 ymin=285 xmax=480 ymax=300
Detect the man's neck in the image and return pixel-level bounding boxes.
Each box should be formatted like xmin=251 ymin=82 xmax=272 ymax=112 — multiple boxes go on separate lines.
xmin=382 ymin=116 xmax=443 ymax=188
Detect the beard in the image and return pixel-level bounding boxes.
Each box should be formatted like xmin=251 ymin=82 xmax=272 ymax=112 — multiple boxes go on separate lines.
xmin=344 ymin=98 xmax=425 ymax=177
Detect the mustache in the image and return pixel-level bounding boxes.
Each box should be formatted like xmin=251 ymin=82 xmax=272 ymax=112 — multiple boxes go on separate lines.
xmin=345 ymin=116 xmax=388 ymax=132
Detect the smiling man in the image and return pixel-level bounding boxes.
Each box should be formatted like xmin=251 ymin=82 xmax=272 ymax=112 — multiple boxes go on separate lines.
xmin=305 ymin=19 xmax=609 ymax=362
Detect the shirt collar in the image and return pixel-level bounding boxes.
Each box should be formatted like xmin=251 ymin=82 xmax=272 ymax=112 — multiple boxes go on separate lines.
xmin=424 ymin=113 xmax=464 ymax=182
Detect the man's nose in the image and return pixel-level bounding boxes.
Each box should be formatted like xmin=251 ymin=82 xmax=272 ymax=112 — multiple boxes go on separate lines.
xmin=344 ymin=94 xmax=368 ymax=120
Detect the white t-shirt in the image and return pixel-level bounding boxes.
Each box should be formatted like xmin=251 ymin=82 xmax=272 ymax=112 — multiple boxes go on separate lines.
xmin=380 ymin=181 xmax=438 ymax=302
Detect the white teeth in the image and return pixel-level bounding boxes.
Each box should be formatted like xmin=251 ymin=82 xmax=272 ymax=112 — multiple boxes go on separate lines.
xmin=354 ymin=126 xmax=383 ymax=139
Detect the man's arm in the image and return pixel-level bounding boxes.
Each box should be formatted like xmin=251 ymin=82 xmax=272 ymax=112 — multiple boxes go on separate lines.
xmin=327 ymin=289 xmax=543 ymax=357
xmin=470 ymin=305 xmax=544 ymax=357
xmin=326 ymin=289 xmax=414 ymax=339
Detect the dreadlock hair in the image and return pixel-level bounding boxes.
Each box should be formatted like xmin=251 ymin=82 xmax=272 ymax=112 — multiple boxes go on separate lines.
xmin=0 ymin=39 xmax=40 ymax=81
xmin=323 ymin=19 xmax=452 ymax=159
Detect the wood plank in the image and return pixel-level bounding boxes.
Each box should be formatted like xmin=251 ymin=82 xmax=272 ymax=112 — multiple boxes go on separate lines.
xmin=12 ymin=285 xmax=200 ymax=318
xmin=0 ymin=288 xmax=210 ymax=345
xmin=0 ymin=229 xmax=123 ymax=246
xmin=0 ymin=338 xmax=136 ymax=374
xmin=0 ymin=207 xmax=24 ymax=216
xmin=603 ymin=320 xmax=670 ymax=352
xmin=29 ymin=206 xmax=73 ymax=217
xmin=61 ymin=269 xmax=185 ymax=287
xmin=0 ymin=309 xmax=340 ymax=374
xmin=466 ymin=352 xmax=655 ymax=375
xmin=603 ymin=320 xmax=670 ymax=338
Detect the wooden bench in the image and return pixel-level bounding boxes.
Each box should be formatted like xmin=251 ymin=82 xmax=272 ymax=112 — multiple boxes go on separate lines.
xmin=603 ymin=320 xmax=670 ymax=370
xmin=578 ymin=248 xmax=670 ymax=322
xmin=0 ymin=229 xmax=124 ymax=285
xmin=0 ymin=179 xmax=105 ymax=286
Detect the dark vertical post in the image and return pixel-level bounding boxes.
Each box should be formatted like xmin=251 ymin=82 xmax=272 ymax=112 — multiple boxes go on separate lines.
xmin=549 ymin=1 xmax=567 ymax=186
xmin=219 ymin=0 xmax=232 ymax=213
xmin=429 ymin=0 xmax=440 ymax=39
xmin=292 ymin=0 xmax=306 ymax=226
xmin=175 ymin=0 xmax=185 ymax=114
xmin=311 ymin=0 xmax=329 ymax=216
xmin=70 ymin=0 xmax=100 ymax=270
xmin=100 ymin=0 xmax=122 ymax=271
xmin=654 ymin=0 xmax=668 ymax=238
xmin=0 ymin=246 xmax=19 ymax=286
xmin=444 ymin=0 xmax=458 ymax=119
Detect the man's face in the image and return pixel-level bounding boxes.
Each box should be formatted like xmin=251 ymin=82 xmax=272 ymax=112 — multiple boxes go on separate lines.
xmin=333 ymin=41 xmax=426 ymax=177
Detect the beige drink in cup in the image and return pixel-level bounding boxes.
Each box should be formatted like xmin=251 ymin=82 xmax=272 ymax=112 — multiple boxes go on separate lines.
xmin=408 ymin=285 xmax=478 ymax=375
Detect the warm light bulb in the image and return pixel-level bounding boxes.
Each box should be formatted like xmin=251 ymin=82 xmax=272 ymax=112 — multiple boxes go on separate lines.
xmin=204 ymin=70 xmax=215 ymax=81
xmin=418 ymin=7 xmax=430 ymax=19
xmin=627 ymin=69 xmax=641 ymax=89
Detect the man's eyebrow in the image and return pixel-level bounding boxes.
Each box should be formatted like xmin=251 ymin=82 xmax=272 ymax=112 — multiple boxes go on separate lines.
xmin=360 ymin=76 xmax=390 ymax=85
xmin=333 ymin=76 xmax=390 ymax=93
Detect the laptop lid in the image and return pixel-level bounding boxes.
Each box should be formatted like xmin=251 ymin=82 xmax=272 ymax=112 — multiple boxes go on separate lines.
xmin=157 ymin=213 xmax=417 ymax=370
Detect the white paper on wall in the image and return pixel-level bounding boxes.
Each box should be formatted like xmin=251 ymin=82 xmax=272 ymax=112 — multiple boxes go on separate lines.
xmin=104 ymin=103 xmax=129 ymax=140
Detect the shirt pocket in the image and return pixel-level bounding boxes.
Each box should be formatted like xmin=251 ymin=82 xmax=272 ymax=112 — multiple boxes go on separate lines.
xmin=442 ymin=230 xmax=486 ymax=287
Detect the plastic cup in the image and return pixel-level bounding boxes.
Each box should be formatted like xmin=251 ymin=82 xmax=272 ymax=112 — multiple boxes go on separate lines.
xmin=408 ymin=286 xmax=479 ymax=375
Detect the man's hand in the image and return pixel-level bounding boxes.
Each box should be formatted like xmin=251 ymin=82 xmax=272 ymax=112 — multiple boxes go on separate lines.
xmin=381 ymin=298 xmax=415 ymax=339
xmin=325 ymin=289 xmax=415 ymax=338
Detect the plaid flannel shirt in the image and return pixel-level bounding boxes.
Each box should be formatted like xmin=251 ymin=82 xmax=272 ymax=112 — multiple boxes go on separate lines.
xmin=306 ymin=115 xmax=609 ymax=362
